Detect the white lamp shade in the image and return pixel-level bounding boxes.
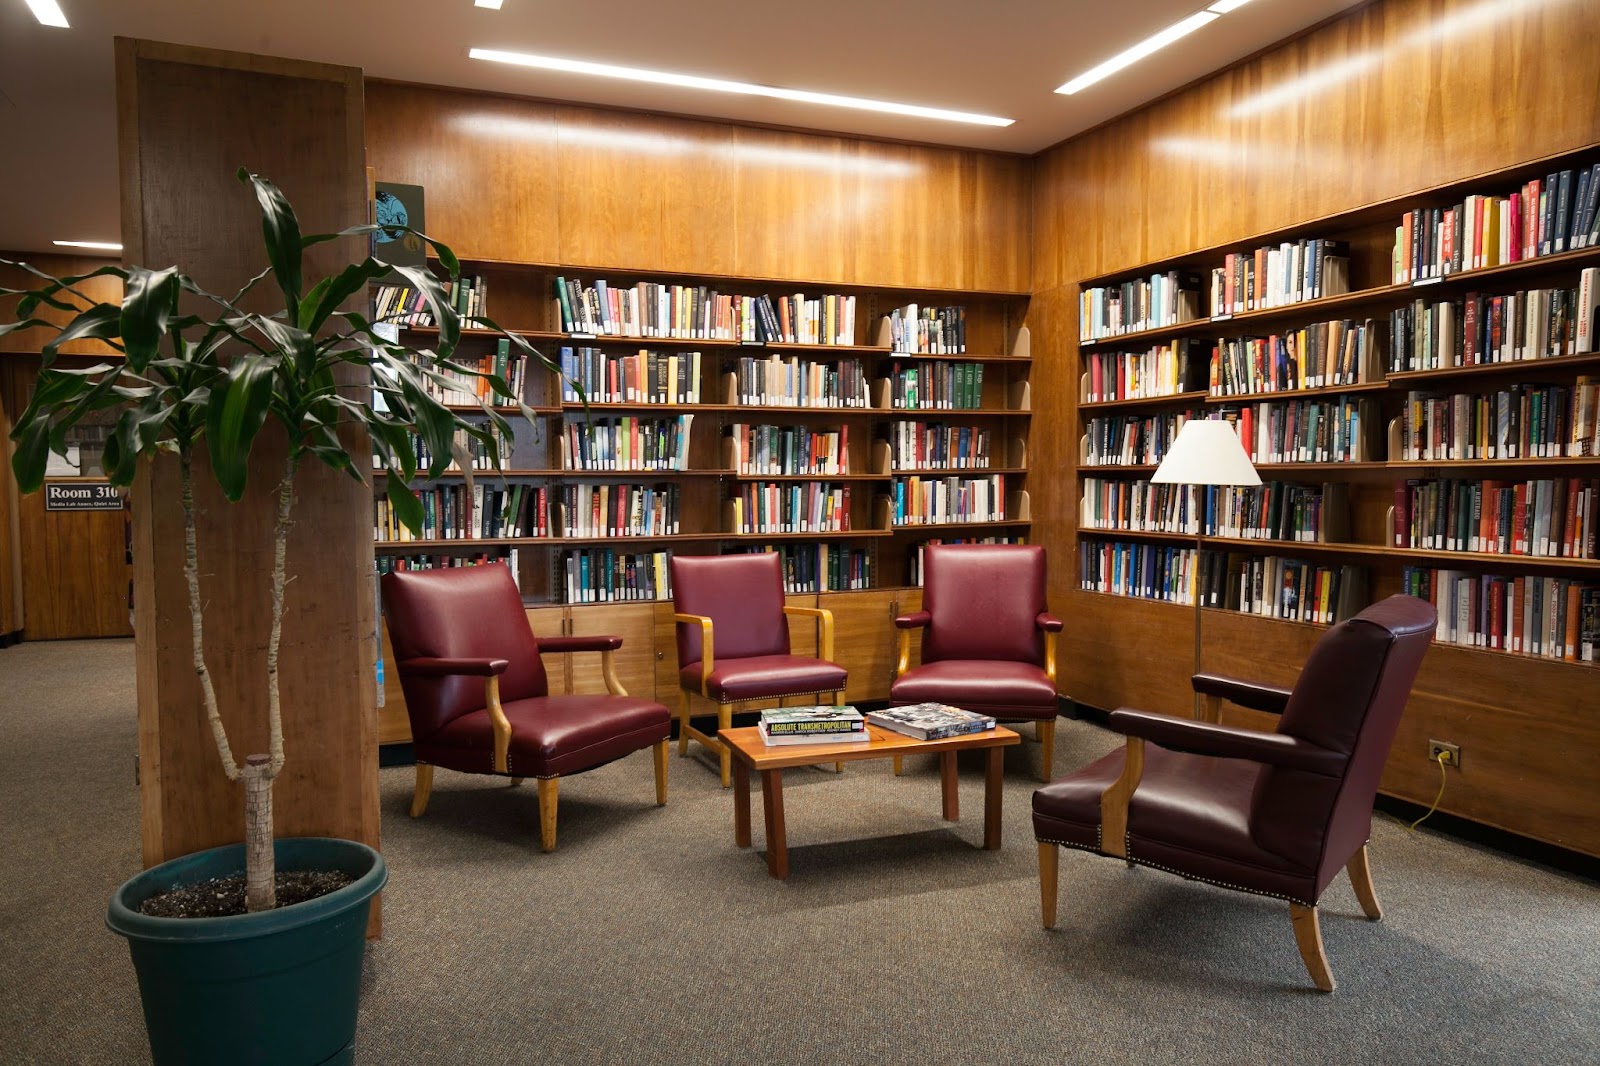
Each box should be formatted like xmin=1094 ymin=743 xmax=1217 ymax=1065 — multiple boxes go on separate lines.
xmin=1149 ymin=418 xmax=1261 ymax=486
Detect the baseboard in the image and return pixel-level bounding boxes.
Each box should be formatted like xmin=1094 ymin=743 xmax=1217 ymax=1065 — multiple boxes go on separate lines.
xmin=1069 ymin=701 xmax=1599 ymax=884
xmin=0 ymin=630 xmax=23 ymax=649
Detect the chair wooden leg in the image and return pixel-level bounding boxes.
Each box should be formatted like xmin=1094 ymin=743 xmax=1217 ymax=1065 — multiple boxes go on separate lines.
xmin=1346 ymin=845 xmax=1383 ymax=920
xmin=1038 ymin=842 xmax=1059 ymax=929
xmin=677 ymin=691 xmax=692 ymax=756
xmin=653 ymin=739 xmax=669 ymax=806
xmin=410 ymin=764 xmax=434 ymax=818
xmin=718 ymin=703 xmax=733 ymax=789
xmin=1037 ymin=718 xmax=1057 ymax=782
xmin=509 ymin=777 xmax=524 ymax=787
xmin=1289 ymin=903 xmax=1336 ymax=992
xmin=537 ymin=777 xmax=559 ymax=853
xmin=893 ymin=756 xmax=904 ymax=776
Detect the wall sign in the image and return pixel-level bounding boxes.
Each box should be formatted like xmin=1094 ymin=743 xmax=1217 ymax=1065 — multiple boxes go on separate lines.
xmin=44 ymin=481 xmax=122 ymax=511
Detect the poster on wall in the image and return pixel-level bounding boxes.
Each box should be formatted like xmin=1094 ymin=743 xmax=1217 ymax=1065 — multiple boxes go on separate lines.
xmin=372 ymin=181 xmax=426 ymax=269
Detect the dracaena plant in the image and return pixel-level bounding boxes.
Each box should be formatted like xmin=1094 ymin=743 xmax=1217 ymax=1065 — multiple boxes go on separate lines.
xmin=3 ymin=168 xmax=558 ymax=911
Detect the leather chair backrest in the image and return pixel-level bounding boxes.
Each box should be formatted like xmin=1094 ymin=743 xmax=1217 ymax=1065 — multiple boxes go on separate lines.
xmin=1250 ymin=595 xmax=1436 ymax=882
xmin=670 ymin=553 xmax=789 ymax=667
xmin=381 ymin=565 xmax=548 ymax=740
xmin=922 ymin=543 xmax=1048 ymax=665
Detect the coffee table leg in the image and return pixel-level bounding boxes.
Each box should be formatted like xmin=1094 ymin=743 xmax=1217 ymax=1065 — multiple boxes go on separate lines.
xmin=733 ymin=759 xmax=751 ymax=848
xmin=983 ymin=746 xmax=1003 ymax=850
xmin=940 ymin=751 xmax=959 ymax=821
xmin=761 ymin=769 xmax=788 ymax=879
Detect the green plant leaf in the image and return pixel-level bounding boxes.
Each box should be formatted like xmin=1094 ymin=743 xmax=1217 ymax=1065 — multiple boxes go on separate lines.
xmin=206 ymin=354 xmax=276 ymax=501
xmin=10 ymin=418 xmax=52 ymax=494
xmin=300 ymin=258 xmax=390 ymax=335
xmin=385 ymin=476 xmax=424 ymax=536
xmin=40 ymin=303 xmax=122 ymax=361
xmin=238 ymin=168 xmax=304 ymax=323
xmin=385 ymin=263 xmax=459 ymax=359
xmin=119 ymin=266 xmax=181 ymax=370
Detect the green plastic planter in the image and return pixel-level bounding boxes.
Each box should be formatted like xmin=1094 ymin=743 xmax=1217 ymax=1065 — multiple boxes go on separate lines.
xmin=106 ymin=837 xmax=387 ymax=1066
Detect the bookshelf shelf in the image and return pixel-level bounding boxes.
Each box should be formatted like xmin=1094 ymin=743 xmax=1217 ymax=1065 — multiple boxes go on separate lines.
xmin=1206 ymin=380 xmax=1390 ymax=403
xmin=1386 ymin=352 xmax=1600 ymax=384
xmin=1082 ymin=529 xmax=1600 ymax=571
xmin=1079 ymin=391 xmax=1208 ymax=412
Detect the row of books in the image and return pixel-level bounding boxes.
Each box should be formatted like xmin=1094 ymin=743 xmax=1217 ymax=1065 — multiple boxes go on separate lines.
xmin=1392 ymin=383 xmax=1599 ymax=461
xmin=1209 ymin=318 xmax=1383 ymax=396
xmin=887 ymin=420 xmax=992 ymax=470
xmin=890 ymin=475 xmax=1007 ymax=526
xmin=731 ymin=355 xmax=871 ymax=408
xmin=886 ymin=304 xmax=967 ymax=354
xmin=727 ymin=482 xmax=852 ymax=534
xmin=1080 ymin=478 xmax=1349 ymax=543
xmin=376 ymin=552 xmax=515 ymax=579
xmin=1387 ymin=275 xmax=1597 ymax=373
xmin=552 ymin=276 xmax=857 ymax=344
xmin=560 ymin=414 xmax=695 ymax=471
xmin=412 ymin=340 xmax=530 ymax=406
xmin=561 ymin=548 xmax=671 ymax=603
xmin=1078 ymin=270 xmax=1202 ymax=341
xmin=756 ymin=704 xmax=998 ymax=746
xmin=1402 ymin=567 xmax=1598 ymax=663
xmin=1081 ymin=340 xmax=1205 ymax=403
xmin=375 ymin=484 xmax=547 ymax=543
xmin=1079 ymin=539 xmax=1370 ymax=624
xmin=556 ymin=483 xmax=681 ymax=539
xmin=375 ymin=275 xmax=487 ymax=328
xmin=1216 ymin=397 xmax=1379 ymax=465
xmin=908 ymin=536 xmax=1023 ymax=586
xmin=1393 ymin=164 xmax=1600 ymax=284
xmin=380 ymin=426 xmax=514 ymax=473
xmin=557 ymin=346 xmax=703 ymax=405
xmin=1391 ymin=477 xmax=1598 ymax=559
xmin=1211 ymin=240 xmax=1350 ymax=316
xmin=883 ymin=361 xmax=986 ymax=410
xmin=729 ymin=423 xmax=850 ymax=476
xmin=1081 ymin=410 xmax=1198 ymax=468
xmin=727 ymin=543 xmax=873 ymax=592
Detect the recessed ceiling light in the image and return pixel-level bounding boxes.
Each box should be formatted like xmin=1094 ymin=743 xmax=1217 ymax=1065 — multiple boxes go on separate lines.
xmin=468 ymin=48 xmax=1014 ymax=127
xmin=24 ymin=0 xmax=70 ymax=28
xmin=473 ymin=0 xmax=504 ymax=8
xmin=53 ymin=240 xmax=122 ymax=251
xmin=1056 ymin=11 xmax=1220 ymax=95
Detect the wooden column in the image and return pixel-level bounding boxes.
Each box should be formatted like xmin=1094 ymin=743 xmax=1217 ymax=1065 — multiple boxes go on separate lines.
xmin=116 ymin=40 xmax=379 ymax=877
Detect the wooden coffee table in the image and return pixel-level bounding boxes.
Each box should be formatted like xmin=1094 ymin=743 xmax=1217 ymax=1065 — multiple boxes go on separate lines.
xmin=719 ymin=724 xmax=1022 ymax=879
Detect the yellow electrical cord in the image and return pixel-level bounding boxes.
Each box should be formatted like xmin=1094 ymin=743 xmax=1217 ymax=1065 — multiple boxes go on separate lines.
xmin=1404 ymin=749 xmax=1451 ymax=831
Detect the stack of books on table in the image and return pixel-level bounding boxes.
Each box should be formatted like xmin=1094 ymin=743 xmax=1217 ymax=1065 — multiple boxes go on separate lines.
xmin=758 ymin=706 xmax=870 ymax=746
xmin=865 ymin=703 xmax=997 ymax=741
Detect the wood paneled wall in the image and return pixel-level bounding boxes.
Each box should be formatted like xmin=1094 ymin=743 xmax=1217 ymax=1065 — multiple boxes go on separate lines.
xmin=364 ymin=82 xmax=1031 ymax=294
xmin=1027 ymin=0 xmax=1600 ymax=853
xmin=0 ymin=253 xmax=122 ymax=356
xmin=117 ymin=40 xmax=380 ymax=877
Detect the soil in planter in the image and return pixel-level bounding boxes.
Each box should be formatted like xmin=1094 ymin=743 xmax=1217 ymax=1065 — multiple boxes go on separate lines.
xmin=139 ymin=871 xmax=355 ymax=918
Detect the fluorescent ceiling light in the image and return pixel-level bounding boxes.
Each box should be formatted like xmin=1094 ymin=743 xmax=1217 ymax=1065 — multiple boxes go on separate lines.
xmin=1207 ymin=0 xmax=1255 ymax=12
xmin=1056 ymin=11 xmax=1220 ymax=95
xmin=473 ymin=0 xmax=504 ymax=8
xmin=53 ymin=240 xmax=122 ymax=251
xmin=468 ymin=48 xmax=1014 ymax=127
xmin=24 ymin=0 xmax=69 ymax=28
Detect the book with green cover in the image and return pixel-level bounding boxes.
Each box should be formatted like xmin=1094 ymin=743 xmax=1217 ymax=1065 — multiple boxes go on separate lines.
xmin=759 ymin=705 xmax=864 ymax=735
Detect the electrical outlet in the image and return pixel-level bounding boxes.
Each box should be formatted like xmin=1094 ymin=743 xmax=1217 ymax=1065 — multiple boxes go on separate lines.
xmin=1428 ymin=740 xmax=1461 ymax=768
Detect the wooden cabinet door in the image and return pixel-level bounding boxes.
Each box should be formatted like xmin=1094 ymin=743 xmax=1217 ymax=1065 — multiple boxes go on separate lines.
xmin=525 ymin=605 xmax=570 ymax=694
xmin=566 ymin=602 xmax=657 ymax=699
xmin=819 ymin=588 xmax=919 ymax=703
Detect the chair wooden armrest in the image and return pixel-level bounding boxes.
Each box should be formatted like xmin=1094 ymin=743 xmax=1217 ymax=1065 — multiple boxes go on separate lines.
xmin=399 ymin=658 xmax=513 ymax=770
xmin=674 ymin=612 xmax=714 ymax=695
xmin=782 ymin=604 xmax=835 ymax=663
xmin=539 ymin=635 xmax=629 ymax=695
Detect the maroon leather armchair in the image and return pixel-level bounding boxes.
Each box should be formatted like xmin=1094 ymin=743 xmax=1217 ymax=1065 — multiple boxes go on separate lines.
xmin=892 ymin=544 xmax=1063 ymax=780
xmin=1032 ymin=595 xmax=1435 ymax=991
xmin=381 ymin=564 xmax=671 ymax=852
xmin=670 ymin=553 xmax=847 ymax=787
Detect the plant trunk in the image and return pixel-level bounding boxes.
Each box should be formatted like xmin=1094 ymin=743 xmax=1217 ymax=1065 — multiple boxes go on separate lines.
xmin=243 ymin=754 xmax=276 ymax=911
xmin=179 ymin=451 xmax=238 ymax=783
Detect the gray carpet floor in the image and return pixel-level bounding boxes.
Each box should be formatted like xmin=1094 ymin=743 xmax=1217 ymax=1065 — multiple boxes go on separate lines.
xmin=1 ymin=638 xmax=1597 ymax=1065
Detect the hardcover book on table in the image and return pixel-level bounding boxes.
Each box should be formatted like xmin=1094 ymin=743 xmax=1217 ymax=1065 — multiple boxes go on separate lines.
xmin=759 ymin=706 xmax=865 ymax=736
xmin=865 ymin=703 xmax=997 ymax=741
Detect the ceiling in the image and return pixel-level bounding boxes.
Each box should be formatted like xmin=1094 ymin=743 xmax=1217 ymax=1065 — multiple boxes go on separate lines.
xmin=0 ymin=0 xmax=1363 ymax=255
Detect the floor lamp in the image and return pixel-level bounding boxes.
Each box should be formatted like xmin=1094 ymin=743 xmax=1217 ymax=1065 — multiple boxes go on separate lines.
xmin=1148 ymin=419 xmax=1261 ymax=717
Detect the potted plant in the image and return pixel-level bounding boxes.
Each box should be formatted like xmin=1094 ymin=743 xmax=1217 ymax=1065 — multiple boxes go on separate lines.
xmin=2 ymin=169 xmax=556 ymax=1065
